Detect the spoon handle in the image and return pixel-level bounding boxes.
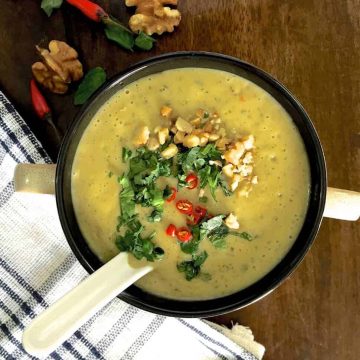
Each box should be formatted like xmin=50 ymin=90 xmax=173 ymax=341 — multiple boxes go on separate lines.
xmin=22 ymin=252 xmax=153 ymax=357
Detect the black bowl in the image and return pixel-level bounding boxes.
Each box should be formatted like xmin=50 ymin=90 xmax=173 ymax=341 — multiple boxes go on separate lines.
xmin=56 ymin=52 xmax=327 ymax=317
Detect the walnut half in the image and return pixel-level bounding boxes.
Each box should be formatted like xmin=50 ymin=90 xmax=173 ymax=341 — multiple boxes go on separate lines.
xmin=32 ymin=40 xmax=83 ymax=94
xmin=125 ymin=0 xmax=181 ymax=35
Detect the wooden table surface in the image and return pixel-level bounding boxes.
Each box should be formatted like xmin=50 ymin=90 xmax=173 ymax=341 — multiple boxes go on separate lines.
xmin=1 ymin=0 xmax=359 ymax=359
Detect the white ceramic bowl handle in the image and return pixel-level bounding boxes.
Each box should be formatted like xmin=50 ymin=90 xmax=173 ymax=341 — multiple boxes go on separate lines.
xmin=22 ymin=253 xmax=153 ymax=357
xmin=14 ymin=164 xmax=56 ymax=194
xmin=324 ymin=187 xmax=360 ymax=221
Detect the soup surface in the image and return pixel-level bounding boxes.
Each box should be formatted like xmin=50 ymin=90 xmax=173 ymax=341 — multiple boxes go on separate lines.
xmin=72 ymin=68 xmax=310 ymax=300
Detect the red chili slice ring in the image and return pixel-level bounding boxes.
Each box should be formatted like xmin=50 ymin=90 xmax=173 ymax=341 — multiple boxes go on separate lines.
xmin=166 ymin=187 xmax=177 ymax=202
xmin=176 ymin=227 xmax=193 ymax=242
xmin=176 ymin=200 xmax=193 ymax=215
xmin=166 ymin=224 xmax=176 ymax=237
xmin=194 ymin=206 xmax=207 ymax=219
xmin=185 ymin=173 xmax=198 ymax=190
xmin=186 ymin=213 xmax=201 ymax=226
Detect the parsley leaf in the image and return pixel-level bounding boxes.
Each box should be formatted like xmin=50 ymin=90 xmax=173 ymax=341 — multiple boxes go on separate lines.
xmin=122 ymin=147 xmax=132 ymax=163
xmin=118 ymin=175 xmax=135 ymax=222
xmin=163 ymin=185 xmax=172 ymax=200
xmin=177 ymin=251 xmax=208 ymax=281
xmin=180 ymin=225 xmax=203 ymax=254
xmin=229 ymin=231 xmax=254 ymax=241
xmin=175 ymin=144 xmax=229 ymax=200
xmin=115 ymin=217 xmax=164 ymax=261
xmin=199 ymin=196 xmax=208 ymax=203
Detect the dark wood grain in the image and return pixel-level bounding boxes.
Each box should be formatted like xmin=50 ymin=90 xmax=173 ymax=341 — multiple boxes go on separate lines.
xmin=0 ymin=1 xmax=359 ymax=359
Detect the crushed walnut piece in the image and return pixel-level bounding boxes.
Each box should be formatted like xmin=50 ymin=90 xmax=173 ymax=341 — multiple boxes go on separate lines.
xmin=125 ymin=0 xmax=181 ymax=35
xmin=32 ymin=40 xmax=83 ymax=94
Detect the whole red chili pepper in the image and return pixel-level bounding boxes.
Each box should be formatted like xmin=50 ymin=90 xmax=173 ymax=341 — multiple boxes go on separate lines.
xmin=66 ymin=0 xmax=108 ymax=22
xmin=30 ymin=79 xmax=61 ymax=141
xmin=30 ymin=79 xmax=51 ymax=120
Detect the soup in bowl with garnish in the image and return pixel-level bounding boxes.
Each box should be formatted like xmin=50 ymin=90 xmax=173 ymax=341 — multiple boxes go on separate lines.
xmin=71 ymin=66 xmax=310 ymax=301
xmin=55 ymin=52 xmax=326 ymax=316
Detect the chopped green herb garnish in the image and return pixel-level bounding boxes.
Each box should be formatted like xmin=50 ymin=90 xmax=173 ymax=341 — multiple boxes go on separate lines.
xmin=180 ymin=225 xmax=202 ymax=254
xmin=229 ymin=231 xmax=254 ymax=241
xmin=115 ymin=216 xmax=164 ymax=261
xmin=118 ymin=175 xmax=135 ymax=223
xmin=122 ymin=147 xmax=132 ymax=163
xmin=175 ymin=144 xmax=229 ymax=200
xmin=108 ymin=171 xmax=113 ymax=178
xmin=177 ymin=251 xmax=208 ymax=281
xmin=163 ymin=185 xmax=175 ymax=201
xmin=199 ymin=196 xmax=208 ymax=203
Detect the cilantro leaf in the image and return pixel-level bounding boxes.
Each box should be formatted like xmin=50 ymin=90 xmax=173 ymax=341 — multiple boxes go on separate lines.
xmin=180 ymin=225 xmax=203 ymax=254
xmin=122 ymin=147 xmax=132 ymax=163
xmin=199 ymin=196 xmax=208 ymax=203
xmin=118 ymin=175 xmax=135 ymax=221
xmin=177 ymin=251 xmax=208 ymax=281
xmin=116 ymin=227 xmax=164 ymax=261
xmin=229 ymin=231 xmax=253 ymax=241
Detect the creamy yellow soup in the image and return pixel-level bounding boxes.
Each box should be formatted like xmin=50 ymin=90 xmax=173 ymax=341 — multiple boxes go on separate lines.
xmin=71 ymin=68 xmax=310 ymax=300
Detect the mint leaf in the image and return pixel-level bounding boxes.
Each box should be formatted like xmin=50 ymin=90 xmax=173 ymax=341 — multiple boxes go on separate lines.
xmin=41 ymin=0 xmax=63 ymax=17
xmin=74 ymin=67 xmax=106 ymax=105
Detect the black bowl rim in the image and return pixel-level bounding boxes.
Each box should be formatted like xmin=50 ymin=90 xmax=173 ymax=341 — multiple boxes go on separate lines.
xmin=56 ymin=51 xmax=327 ymax=317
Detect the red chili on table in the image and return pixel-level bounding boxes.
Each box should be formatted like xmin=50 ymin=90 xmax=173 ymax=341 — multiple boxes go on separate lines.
xmin=166 ymin=224 xmax=176 ymax=237
xmin=66 ymin=0 xmax=108 ymax=22
xmin=176 ymin=200 xmax=193 ymax=215
xmin=30 ymin=79 xmax=51 ymax=120
xmin=30 ymin=79 xmax=62 ymax=142
xmin=185 ymin=173 xmax=198 ymax=189
xmin=175 ymin=227 xmax=192 ymax=242
xmin=166 ymin=187 xmax=177 ymax=203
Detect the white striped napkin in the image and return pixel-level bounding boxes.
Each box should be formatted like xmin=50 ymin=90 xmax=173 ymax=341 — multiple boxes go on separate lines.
xmin=0 ymin=90 xmax=265 ymax=360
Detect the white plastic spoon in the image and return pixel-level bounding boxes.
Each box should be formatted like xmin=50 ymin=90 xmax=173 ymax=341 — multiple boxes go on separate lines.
xmin=22 ymin=252 xmax=153 ymax=357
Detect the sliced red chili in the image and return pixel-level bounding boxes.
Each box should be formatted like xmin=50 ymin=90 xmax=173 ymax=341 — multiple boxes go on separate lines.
xmin=166 ymin=187 xmax=177 ymax=203
xmin=194 ymin=206 xmax=207 ymax=219
xmin=185 ymin=173 xmax=198 ymax=190
xmin=176 ymin=227 xmax=192 ymax=242
xmin=186 ymin=213 xmax=201 ymax=226
xmin=176 ymin=200 xmax=193 ymax=215
xmin=166 ymin=224 xmax=176 ymax=237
